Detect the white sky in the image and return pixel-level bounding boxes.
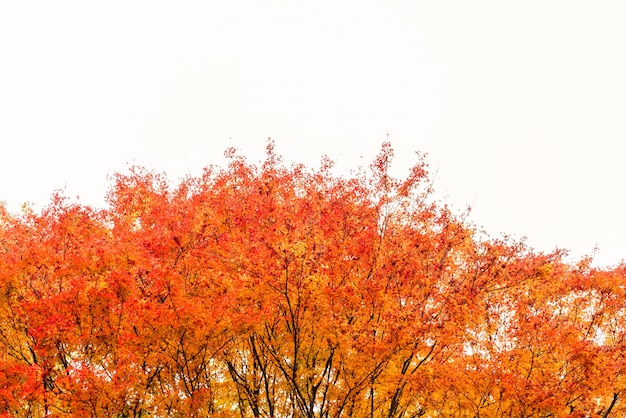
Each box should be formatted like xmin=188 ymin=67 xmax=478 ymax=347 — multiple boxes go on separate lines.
xmin=1 ymin=1 xmax=625 ymax=267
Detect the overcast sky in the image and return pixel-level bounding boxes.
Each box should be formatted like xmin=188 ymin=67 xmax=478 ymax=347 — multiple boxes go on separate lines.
xmin=1 ymin=1 xmax=625 ymax=267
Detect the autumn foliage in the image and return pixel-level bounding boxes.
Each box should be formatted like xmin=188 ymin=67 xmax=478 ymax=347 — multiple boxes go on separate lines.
xmin=1 ymin=142 xmax=625 ymax=417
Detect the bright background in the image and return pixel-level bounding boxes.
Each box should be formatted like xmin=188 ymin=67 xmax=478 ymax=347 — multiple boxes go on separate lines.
xmin=1 ymin=1 xmax=625 ymax=267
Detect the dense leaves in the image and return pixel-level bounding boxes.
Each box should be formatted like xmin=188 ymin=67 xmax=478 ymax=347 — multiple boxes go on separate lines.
xmin=0 ymin=141 xmax=625 ymax=417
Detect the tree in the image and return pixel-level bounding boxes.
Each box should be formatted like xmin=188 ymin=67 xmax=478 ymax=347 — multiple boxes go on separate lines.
xmin=0 ymin=141 xmax=624 ymax=416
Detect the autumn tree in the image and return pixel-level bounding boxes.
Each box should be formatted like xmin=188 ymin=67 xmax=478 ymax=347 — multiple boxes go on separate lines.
xmin=0 ymin=141 xmax=624 ymax=417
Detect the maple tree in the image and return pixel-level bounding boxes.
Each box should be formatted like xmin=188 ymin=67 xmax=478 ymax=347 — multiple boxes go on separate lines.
xmin=0 ymin=141 xmax=625 ymax=417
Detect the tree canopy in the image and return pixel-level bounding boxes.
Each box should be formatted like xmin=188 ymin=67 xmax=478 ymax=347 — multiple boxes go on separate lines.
xmin=1 ymin=142 xmax=625 ymax=417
